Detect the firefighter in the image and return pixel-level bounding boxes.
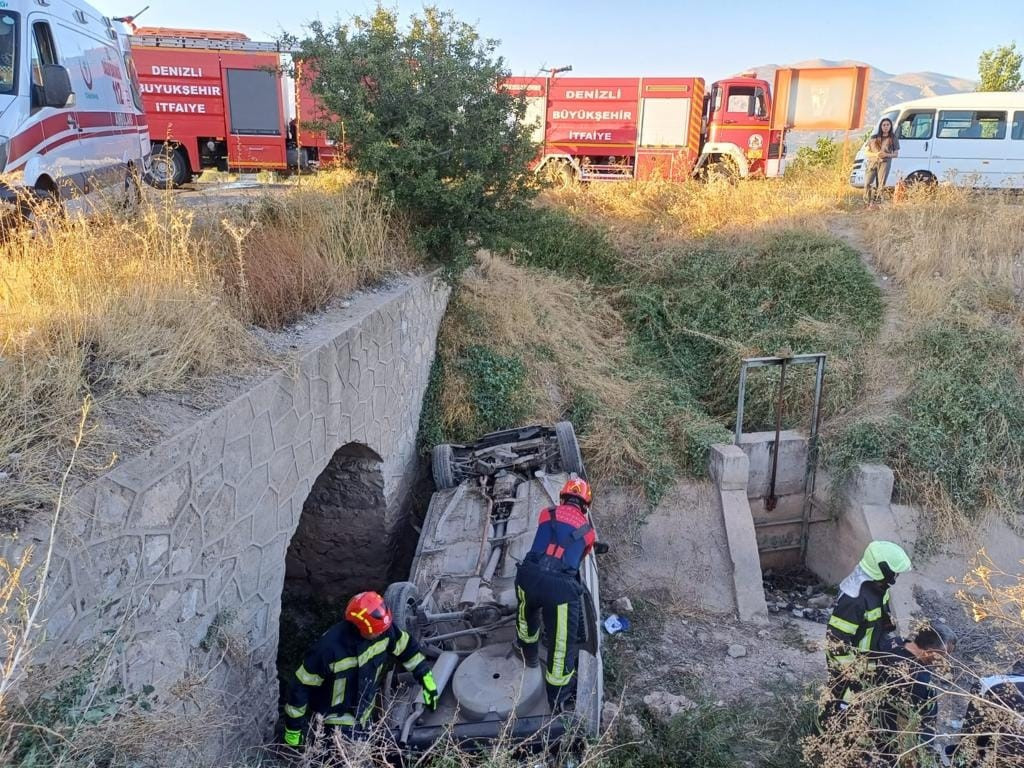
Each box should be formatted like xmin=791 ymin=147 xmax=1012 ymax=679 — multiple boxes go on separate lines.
xmin=514 ymin=476 xmax=606 ymax=710
xmin=869 ymin=624 xmax=957 ymax=766
xmin=282 ymin=591 xmax=438 ymax=747
xmin=951 ymin=658 xmax=1024 ymax=767
xmin=822 ymin=540 xmax=913 ymax=726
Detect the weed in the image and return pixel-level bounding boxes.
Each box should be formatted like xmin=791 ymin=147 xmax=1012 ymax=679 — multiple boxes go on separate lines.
xmin=458 ymin=346 xmax=529 ymax=436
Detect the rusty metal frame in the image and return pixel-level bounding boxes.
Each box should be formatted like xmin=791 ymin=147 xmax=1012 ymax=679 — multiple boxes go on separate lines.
xmin=734 ymin=353 xmax=827 ymax=559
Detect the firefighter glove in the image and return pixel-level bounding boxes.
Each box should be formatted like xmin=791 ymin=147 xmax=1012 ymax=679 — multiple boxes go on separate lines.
xmin=283 ymin=727 xmax=303 ymax=747
xmin=421 ymin=671 xmax=439 ymax=711
xmin=594 ymin=542 xmax=610 ymax=555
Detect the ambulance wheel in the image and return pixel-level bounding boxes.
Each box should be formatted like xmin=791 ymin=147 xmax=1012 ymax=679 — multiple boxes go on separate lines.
xmin=122 ymin=165 xmax=143 ymax=213
xmin=555 ymin=421 xmax=586 ymax=479
xmin=432 ymin=444 xmax=457 ymax=490
xmin=383 ymin=581 xmax=420 ymax=636
xmin=146 ymin=144 xmax=189 ymax=189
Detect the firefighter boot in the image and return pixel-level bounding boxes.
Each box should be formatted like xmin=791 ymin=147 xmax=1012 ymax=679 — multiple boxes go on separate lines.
xmin=516 ymin=641 xmax=540 ymax=668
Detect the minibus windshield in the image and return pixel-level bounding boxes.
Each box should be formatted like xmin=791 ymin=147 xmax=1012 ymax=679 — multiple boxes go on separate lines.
xmin=0 ymin=12 xmax=17 ymax=95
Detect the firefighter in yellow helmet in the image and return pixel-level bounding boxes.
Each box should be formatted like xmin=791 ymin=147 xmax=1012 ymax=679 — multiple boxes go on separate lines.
xmin=821 ymin=540 xmax=912 ymax=726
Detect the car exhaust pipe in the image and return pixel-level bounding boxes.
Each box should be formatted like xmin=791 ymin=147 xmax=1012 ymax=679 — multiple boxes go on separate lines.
xmin=400 ymin=651 xmax=460 ymax=745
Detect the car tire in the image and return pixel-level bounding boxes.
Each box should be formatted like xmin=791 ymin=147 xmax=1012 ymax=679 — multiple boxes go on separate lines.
xmin=432 ymin=443 xmax=457 ymax=490
xmin=555 ymin=421 xmax=586 ymax=479
xmin=146 ymin=144 xmax=190 ymax=189
xmin=905 ymin=170 xmax=935 ymax=187
xmin=122 ymin=165 xmax=143 ymax=214
xmin=384 ymin=581 xmax=420 ymax=636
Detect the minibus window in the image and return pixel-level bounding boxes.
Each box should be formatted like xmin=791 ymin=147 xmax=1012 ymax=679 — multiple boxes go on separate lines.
xmin=938 ymin=110 xmax=1007 ymax=140
xmin=1011 ymin=111 xmax=1024 ymax=141
xmin=0 ymin=13 xmax=18 ymax=95
xmin=898 ymin=111 xmax=934 ymax=140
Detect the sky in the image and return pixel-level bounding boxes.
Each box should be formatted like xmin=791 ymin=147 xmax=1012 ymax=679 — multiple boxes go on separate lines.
xmin=103 ymin=0 xmax=1020 ymax=84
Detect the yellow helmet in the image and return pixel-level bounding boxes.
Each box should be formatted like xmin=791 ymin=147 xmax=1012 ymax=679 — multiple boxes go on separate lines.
xmin=860 ymin=541 xmax=912 ymax=581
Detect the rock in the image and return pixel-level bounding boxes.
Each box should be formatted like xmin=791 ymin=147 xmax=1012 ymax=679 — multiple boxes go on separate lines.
xmin=791 ymin=608 xmax=805 ymax=619
xmin=643 ymin=690 xmax=696 ymax=720
xmin=805 ymin=639 xmax=821 ymax=653
xmin=623 ymin=714 xmax=646 ymax=739
xmin=612 ymin=597 xmax=634 ymax=614
xmin=807 ymin=593 xmax=833 ymax=610
xmin=756 ymin=629 xmax=770 ymax=640
xmin=602 ymin=701 xmax=621 ymax=730
xmin=727 ymin=644 xmax=748 ymax=658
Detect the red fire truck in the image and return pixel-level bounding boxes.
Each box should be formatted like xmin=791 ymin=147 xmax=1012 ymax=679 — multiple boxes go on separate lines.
xmin=502 ymin=73 xmax=783 ymax=182
xmin=130 ymin=27 xmax=341 ymax=187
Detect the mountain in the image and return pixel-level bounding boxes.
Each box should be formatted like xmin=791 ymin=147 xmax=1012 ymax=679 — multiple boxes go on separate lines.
xmin=740 ymin=59 xmax=976 ymax=146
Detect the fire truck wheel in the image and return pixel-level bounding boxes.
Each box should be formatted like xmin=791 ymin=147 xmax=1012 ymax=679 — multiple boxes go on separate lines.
xmin=146 ymin=144 xmax=190 ymax=189
xmin=544 ymin=161 xmax=576 ymax=188
xmin=702 ymin=156 xmax=740 ymax=185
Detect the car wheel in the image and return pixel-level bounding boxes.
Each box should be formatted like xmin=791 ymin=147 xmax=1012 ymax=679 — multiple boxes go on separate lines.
xmin=122 ymin=165 xmax=143 ymax=214
xmin=555 ymin=421 xmax=586 ymax=479
xmin=905 ymin=170 xmax=935 ymax=187
xmin=384 ymin=581 xmax=420 ymax=636
xmin=146 ymin=144 xmax=189 ymax=189
xmin=432 ymin=443 xmax=457 ymax=490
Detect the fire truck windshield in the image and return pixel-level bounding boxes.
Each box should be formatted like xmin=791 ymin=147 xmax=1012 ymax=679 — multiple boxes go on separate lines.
xmin=0 ymin=12 xmax=18 ymax=95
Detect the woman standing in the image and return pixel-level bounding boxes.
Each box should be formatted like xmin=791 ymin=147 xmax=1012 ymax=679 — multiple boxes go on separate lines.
xmin=864 ymin=118 xmax=900 ymax=205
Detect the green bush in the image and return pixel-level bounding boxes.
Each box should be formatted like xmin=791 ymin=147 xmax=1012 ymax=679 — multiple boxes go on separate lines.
xmin=484 ymin=206 xmax=622 ymax=284
xmin=785 ymin=136 xmax=843 ymax=176
xmin=458 ymin=345 xmax=529 ymax=436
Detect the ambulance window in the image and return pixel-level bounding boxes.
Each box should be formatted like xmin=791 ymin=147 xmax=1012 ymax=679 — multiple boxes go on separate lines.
xmin=30 ymin=22 xmax=58 ymax=106
xmin=122 ymin=51 xmax=144 ymax=111
xmin=0 ymin=13 xmax=18 ymax=95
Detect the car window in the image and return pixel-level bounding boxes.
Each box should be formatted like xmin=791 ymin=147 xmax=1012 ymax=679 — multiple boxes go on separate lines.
xmin=1011 ymin=111 xmax=1024 ymax=140
xmin=898 ymin=111 xmax=934 ymax=140
xmin=937 ymin=110 xmax=1007 ymax=140
xmin=30 ymin=21 xmax=58 ymax=108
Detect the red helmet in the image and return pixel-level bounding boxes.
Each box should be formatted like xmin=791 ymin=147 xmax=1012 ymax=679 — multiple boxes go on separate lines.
xmin=560 ymin=477 xmax=593 ymax=507
xmin=345 ymin=591 xmax=392 ymax=638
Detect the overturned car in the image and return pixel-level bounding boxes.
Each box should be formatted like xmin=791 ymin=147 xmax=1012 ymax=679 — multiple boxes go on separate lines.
xmin=379 ymin=423 xmax=602 ymax=751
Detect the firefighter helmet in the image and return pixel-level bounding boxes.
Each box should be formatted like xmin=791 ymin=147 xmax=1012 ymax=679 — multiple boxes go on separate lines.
xmin=860 ymin=541 xmax=912 ymax=582
xmin=560 ymin=476 xmax=593 ymax=507
xmin=345 ymin=591 xmax=393 ymax=638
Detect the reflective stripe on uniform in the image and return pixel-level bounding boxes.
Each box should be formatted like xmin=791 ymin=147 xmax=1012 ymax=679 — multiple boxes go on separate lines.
xmin=517 ymin=586 xmax=540 ymax=644
xmin=394 ymin=630 xmax=410 ymax=657
xmin=827 ymin=652 xmax=856 ymax=667
xmin=402 ymin=652 xmax=426 ymax=672
xmin=545 ymin=602 xmax=574 ymax=687
xmin=828 ymin=614 xmax=859 ymax=635
xmin=883 ymin=591 xmax=890 ymax=605
xmin=284 ymin=703 xmax=307 ymax=719
xmin=864 ymin=607 xmax=883 ymax=622
xmin=358 ymin=638 xmax=390 ymax=666
xmin=331 ymin=656 xmax=357 ymax=673
xmin=331 ymin=678 xmax=347 ymax=707
xmin=324 ymin=713 xmax=356 ymax=727
xmin=859 ymin=627 xmax=875 ymax=651
xmin=359 ymin=703 xmax=375 ymax=725
xmin=296 ymin=665 xmax=324 ymax=686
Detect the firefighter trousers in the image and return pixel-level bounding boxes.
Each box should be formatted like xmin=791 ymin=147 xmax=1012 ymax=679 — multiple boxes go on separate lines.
xmin=514 ymin=559 xmax=583 ymax=708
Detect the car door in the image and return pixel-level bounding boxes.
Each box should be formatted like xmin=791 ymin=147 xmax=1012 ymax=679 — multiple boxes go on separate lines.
xmin=932 ymin=109 xmax=1009 ymax=187
xmin=893 ymin=109 xmax=934 ymax=182
xmin=27 ymin=16 xmax=83 ymax=194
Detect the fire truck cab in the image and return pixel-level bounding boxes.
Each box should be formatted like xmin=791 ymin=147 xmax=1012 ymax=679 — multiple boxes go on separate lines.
xmin=697 ymin=75 xmax=783 ymax=180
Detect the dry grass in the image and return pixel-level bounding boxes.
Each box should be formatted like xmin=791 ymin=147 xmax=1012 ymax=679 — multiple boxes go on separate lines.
xmin=0 ymin=172 xmax=417 ymax=524
xmin=546 ymin=167 xmax=855 ymax=259
xmin=431 ymin=253 xmax=651 ymax=484
xmin=860 ymin=186 xmax=1024 ymax=323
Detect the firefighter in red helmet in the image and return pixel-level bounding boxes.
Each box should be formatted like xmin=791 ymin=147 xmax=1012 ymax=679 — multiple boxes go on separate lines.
xmin=283 ymin=591 xmax=438 ymax=747
xmin=515 ymin=476 xmax=606 ymax=709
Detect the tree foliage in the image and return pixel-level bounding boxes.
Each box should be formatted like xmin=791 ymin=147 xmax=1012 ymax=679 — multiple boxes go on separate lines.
xmin=977 ymin=42 xmax=1023 ymax=92
xmin=294 ymin=6 xmax=538 ymax=261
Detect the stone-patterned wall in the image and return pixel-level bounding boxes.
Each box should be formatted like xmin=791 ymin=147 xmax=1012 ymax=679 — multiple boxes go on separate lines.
xmin=5 ymin=274 xmax=449 ymax=756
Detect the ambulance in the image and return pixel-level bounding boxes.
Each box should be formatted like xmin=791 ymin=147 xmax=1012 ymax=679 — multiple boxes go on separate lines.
xmin=0 ymin=0 xmax=150 ymax=210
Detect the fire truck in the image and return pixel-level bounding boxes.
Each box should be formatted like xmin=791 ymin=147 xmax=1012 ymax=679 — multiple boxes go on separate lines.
xmin=502 ymin=73 xmax=783 ymax=182
xmin=130 ymin=27 xmax=341 ymax=187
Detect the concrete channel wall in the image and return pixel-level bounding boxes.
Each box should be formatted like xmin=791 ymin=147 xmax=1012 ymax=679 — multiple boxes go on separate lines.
xmin=4 ymin=274 xmax=450 ymax=757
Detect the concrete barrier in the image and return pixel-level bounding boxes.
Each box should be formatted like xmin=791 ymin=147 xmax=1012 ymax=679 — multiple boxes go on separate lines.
xmin=708 ymin=444 xmax=768 ymax=623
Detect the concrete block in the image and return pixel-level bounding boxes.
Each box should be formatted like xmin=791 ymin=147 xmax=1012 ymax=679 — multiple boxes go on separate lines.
xmin=709 ymin=444 xmax=749 ymax=492
xmin=738 ymin=430 xmax=808 ymax=499
xmin=846 ymin=464 xmax=894 ymax=507
xmin=719 ymin=489 xmax=769 ymax=623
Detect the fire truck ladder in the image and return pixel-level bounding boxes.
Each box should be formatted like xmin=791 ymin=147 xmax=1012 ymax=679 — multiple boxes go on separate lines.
xmin=129 ymin=34 xmax=298 ymax=53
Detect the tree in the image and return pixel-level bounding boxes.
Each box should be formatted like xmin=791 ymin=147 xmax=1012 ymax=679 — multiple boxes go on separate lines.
xmin=977 ymin=42 xmax=1023 ymax=92
xmin=295 ymin=7 xmax=538 ymax=261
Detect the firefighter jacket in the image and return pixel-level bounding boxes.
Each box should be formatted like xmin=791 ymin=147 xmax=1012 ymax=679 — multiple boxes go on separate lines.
xmin=525 ymin=503 xmax=596 ymax=572
xmin=872 ymin=643 xmax=938 ymax=756
xmin=826 ymin=580 xmax=894 ymax=673
xmin=284 ymin=620 xmax=430 ymax=731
